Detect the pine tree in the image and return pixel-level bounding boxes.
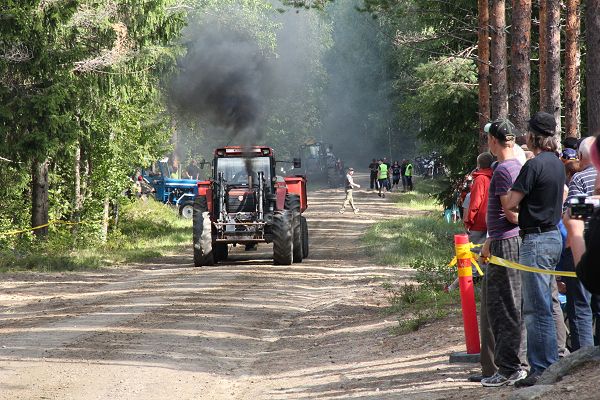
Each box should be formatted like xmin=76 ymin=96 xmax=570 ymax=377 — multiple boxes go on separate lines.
xmin=564 ymin=0 xmax=581 ymax=138
xmin=490 ymin=0 xmax=508 ymax=119
xmin=586 ymin=0 xmax=600 ymax=134
xmin=478 ymin=0 xmax=491 ymax=151
xmin=509 ymin=0 xmax=532 ymax=134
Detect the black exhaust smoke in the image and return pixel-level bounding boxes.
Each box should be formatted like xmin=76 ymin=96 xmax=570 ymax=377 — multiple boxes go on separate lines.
xmin=169 ymin=23 xmax=275 ymax=179
xmin=169 ymin=25 xmax=272 ymax=146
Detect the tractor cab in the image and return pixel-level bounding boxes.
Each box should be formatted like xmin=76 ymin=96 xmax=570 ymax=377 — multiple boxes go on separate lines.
xmin=214 ymin=148 xmax=274 ymax=190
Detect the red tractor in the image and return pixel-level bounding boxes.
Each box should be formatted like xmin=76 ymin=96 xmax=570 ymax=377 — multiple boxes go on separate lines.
xmin=193 ymin=146 xmax=309 ymax=266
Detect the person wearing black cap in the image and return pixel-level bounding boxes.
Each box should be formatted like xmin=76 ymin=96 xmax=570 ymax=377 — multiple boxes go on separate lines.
xmin=505 ymin=111 xmax=566 ymax=387
xmin=477 ymin=119 xmax=528 ymax=387
xmin=339 ymin=167 xmax=360 ymax=214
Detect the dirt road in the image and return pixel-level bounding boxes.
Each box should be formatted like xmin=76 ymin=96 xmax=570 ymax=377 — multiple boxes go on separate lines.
xmin=1 ymin=175 xmax=497 ymax=399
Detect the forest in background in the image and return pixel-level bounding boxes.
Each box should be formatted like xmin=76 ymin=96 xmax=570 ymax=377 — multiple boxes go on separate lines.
xmin=1 ymin=0 xmax=599 ymax=255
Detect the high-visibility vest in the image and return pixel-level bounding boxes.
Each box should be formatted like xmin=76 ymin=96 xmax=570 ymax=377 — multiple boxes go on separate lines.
xmin=379 ymin=164 xmax=388 ymax=179
xmin=405 ymin=163 xmax=413 ymax=177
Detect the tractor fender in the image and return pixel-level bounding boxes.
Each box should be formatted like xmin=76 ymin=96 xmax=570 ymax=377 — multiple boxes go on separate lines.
xmin=284 ymin=175 xmax=307 ymax=213
xmin=197 ymin=180 xmax=214 ymax=213
xmin=275 ymin=182 xmax=287 ymax=211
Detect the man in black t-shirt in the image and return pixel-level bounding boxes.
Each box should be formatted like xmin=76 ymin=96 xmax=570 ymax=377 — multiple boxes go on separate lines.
xmin=368 ymin=158 xmax=378 ymax=190
xmin=506 ymin=111 xmax=566 ymax=387
xmin=185 ymin=160 xmax=201 ymax=180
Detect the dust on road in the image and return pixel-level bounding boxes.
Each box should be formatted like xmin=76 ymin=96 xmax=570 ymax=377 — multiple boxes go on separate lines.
xmin=1 ymin=174 xmax=499 ymax=400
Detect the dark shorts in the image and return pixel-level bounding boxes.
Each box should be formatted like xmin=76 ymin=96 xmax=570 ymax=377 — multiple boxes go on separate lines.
xmin=393 ymin=176 xmax=400 ymax=184
xmin=378 ymin=179 xmax=388 ymax=188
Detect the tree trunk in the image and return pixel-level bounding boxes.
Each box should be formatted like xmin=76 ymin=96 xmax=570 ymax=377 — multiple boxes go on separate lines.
xmin=72 ymin=138 xmax=83 ymax=237
xmin=490 ymin=0 xmax=508 ymax=119
xmin=564 ymin=0 xmax=581 ymax=139
xmin=74 ymin=139 xmax=83 ymax=215
xmin=539 ymin=0 xmax=548 ymax=108
xmin=509 ymin=0 xmax=532 ymax=135
xmin=101 ymin=196 xmax=110 ymax=243
xmin=478 ymin=0 xmax=491 ymax=151
xmin=545 ymin=0 xmax=562 ymax=136
xmin=31 ymin=157 xmax=49 ymax=238
xmin=586 ymin=0 xmax=600 ymax=135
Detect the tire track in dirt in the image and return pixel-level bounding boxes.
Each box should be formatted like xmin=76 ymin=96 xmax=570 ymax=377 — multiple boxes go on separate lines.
xmin=0 ymin=173 xmax=498 ymax=399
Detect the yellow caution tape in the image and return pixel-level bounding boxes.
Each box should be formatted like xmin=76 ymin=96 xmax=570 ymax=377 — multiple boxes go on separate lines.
xmin=448 ymin=242 xmax=484 ymax=277
xmin=0 ymin=219 xmax=101 ymax=237
xmin=449 ymin=241 xmax=576 ymax=278
xmin=486 ymin=254 xmax=577 ymax=278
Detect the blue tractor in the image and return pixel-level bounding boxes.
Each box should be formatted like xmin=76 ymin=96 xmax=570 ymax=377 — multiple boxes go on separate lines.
xmin=141 ymin=158 xmax=202 ymax=219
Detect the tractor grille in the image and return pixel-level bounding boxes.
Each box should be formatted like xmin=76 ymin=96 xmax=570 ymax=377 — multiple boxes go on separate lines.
xmin=227 ymin=190 xmax=256 ymax=213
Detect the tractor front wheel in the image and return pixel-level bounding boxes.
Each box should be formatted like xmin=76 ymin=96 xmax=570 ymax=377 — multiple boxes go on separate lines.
xmin=179 ymin=201 xmax=194 ymax=219
xmin=286 ymin=194 xmax=303 ymax=263
xmin=272 ymin=210 xmax=293 ymax=265
xmin=193 ymin=196 xmax=214 ymax=267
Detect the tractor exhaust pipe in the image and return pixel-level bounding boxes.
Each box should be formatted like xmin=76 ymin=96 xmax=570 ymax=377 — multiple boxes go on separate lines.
xmin=257 ymin=171 xmax=264 ymax=221
xmin=218 ymin=171 xmax=227 ymax=222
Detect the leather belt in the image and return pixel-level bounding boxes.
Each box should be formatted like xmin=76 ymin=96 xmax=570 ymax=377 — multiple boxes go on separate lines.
xmin=519 ymin=226 xmax=558 ymax=237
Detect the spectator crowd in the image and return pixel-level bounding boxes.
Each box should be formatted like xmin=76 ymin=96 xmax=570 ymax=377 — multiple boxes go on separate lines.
xmin=367 ymin=158 xmax=414 ymax=198
xmin=458 ymin=111 xmax=600 ymax=388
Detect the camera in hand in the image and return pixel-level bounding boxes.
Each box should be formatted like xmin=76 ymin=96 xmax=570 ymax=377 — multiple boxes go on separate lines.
xmin=568 ymin=194 xmax=600 ymax=220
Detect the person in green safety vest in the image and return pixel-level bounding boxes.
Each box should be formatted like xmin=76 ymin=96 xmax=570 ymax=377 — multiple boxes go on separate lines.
xmin=377 ymin=159 xmax=389 ymax=198
xmin=404 ymin=160 xmax=414 ymax=191
xmin=170 ymin=165 xmax=179 ymax=179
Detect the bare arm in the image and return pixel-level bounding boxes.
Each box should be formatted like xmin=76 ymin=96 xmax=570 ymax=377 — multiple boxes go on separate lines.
xmin=504 ymin=189 xmax=525 ymax=214
xmin=499 ymin=193 xmax=520 ymax=224
xmin=563 ymin=212 xmax=586 ymax=265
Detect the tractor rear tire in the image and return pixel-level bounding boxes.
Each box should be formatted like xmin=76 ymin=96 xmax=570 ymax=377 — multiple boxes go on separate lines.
xmin=300 ymin=215 xmax=309 ymax=259
xmin=272 ymin=210 xmax=293 ymax=265
xmin=193 ymin=196 xmax=214 ymax=267
xmin=214 ymin=243 xmax=228 ymax=262
xmin=285 ymin=194 xmax=303 ymax=263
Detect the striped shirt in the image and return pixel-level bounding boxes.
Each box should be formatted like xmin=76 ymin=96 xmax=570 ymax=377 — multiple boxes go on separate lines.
xmin=567 ymin=165 xmax=597 ymax=200
xmin=487 ymin=158 xmax=522 ymax=240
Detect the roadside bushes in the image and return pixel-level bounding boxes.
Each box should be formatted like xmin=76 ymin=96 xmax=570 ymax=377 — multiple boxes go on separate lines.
xmin=0 ymin=199 xmax=191 ymax=272
xmin=363 ymin=177 xmax=465 ymax=333
xmin=366 ymin=213 xmax=464 ymax=334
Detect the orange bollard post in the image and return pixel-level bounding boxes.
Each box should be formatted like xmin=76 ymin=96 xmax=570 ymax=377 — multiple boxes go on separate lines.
xmin=454 ymin=233 xmax=480 ymax=354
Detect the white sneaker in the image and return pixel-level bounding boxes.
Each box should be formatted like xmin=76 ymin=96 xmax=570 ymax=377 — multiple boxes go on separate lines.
xmin=339 ymin=209 xmax=345 ymax=214
xmin=481 ymin=370 xmax=527 ymax=387
xmin=353 ymin=208 xmax=359 ymax=214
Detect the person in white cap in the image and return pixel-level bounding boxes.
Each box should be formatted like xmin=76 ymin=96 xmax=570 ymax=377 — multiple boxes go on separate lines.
xmin=339 ymin=168 xmax=360 ymax=214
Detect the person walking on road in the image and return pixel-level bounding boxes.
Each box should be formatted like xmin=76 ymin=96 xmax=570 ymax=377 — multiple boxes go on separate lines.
xmin=391 ymin=161 xmax=402 ymax=192
xmin=401 ymin=159 xmax=408 ymax=191
xmin=339 ymin=168 xmax=360 ymax=214
xmin=404 ymin=159 xmax=414 ymax=191
xmin=377 ymin=160 xmax=389 ymax=198
xmin=368 ymin=158 xmax=379 ymax=190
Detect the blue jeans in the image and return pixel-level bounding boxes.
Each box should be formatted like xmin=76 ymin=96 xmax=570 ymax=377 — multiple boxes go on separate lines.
xmin=520 ymin=230 xmax=562 ymax=373
xmin=560 ymin=247 xmax=600 ymax=350
xmin=565 ymin=276 xmax=600 ymax=349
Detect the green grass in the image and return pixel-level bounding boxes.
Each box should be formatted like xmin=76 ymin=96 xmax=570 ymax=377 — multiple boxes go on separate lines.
xmin=382 ymin=282 xmax=461 ymax=334
xmin=363 ymin=213 xmax=464 ymax=269
xmin=0 ymin=199 xmax=192 ymax=273
xmin=387 ymin=177 xmax=445 ymax=210
xmin=365 ymin=176 xmax=467 ymax=334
